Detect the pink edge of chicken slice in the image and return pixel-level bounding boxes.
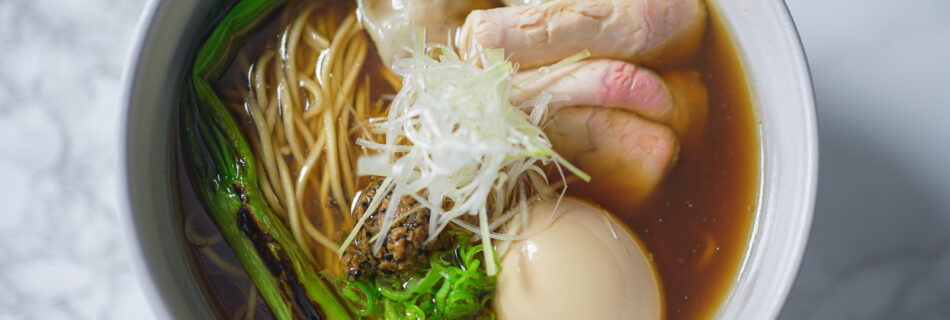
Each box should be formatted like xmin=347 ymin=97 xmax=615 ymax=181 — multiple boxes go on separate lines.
xmin=512 ymin=59 xmax=708 ymax=145
xmin=458 ymin=0 xmax=707 ymax=69
xmin=513 ymin=59 xmax=677 ymax=126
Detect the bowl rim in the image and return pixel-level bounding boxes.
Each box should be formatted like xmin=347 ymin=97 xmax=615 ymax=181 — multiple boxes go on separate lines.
xmin=118 ymin=0 xmax=174 ymax=318
xmin=712 ymin=0 xmax=818 ymax=318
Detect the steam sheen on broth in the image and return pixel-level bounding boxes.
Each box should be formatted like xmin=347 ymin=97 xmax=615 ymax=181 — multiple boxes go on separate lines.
xmin=177 ymin=0 xmax=757 ymax=319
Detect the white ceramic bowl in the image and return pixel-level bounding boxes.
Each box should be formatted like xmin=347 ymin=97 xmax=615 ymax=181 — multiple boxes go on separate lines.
xmin=121 ymin=0 xmax=817 ymax=318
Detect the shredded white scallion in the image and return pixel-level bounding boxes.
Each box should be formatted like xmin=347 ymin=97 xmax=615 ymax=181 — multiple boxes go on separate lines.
xmin=343 ymin=30 xmax=589 ymax=276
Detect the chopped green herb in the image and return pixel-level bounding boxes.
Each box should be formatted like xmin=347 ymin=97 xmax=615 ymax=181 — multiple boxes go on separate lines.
xmin=337 ymin=233 xmax=497 ymax=319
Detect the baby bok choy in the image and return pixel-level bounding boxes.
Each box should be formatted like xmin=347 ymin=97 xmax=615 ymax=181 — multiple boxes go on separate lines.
xmin=180 ymin=0 xmax=351 ymax=319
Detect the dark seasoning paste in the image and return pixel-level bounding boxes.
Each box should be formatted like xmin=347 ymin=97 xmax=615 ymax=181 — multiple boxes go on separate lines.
xmin=176 ymin=1 xmax=758 ymax=319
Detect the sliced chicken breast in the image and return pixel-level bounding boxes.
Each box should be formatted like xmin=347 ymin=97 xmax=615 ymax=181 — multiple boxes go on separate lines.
xmin=459 ymin=0 xmax=707 ymax=69
xmin=514 ymin=59 xmax=707 ymax=143
xmin=546 ymin=107 xmax=679 ymax=211
xmin=358 ymin=0 xmax=494 ymax=68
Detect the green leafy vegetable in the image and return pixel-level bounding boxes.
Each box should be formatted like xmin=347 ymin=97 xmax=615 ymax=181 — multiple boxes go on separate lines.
xmin=181 ymin=0 xmax=351 ymax=319
xmin=337 ymin=233 xmax=497 ymax=319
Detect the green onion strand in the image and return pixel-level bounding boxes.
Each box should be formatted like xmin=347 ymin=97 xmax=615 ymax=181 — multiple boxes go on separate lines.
xmin=336 ymin=233 xmax=497 ymax=319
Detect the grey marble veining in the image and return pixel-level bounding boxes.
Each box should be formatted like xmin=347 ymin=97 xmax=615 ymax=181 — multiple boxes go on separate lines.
xmin=780 ymin=0 xmax=950 ymax=319
xmin=0 ymin=0 xmax=948 ymax=319
xmin=0 ymin=0 xmax=151 ymax=318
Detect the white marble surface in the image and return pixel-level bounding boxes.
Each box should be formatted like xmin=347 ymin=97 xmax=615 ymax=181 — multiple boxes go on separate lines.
xmin=0 ymin=0 xmax=152 ymax=319
xmin=780 ymin=0 xmax=950 ymax=319
xmin=0 ymin=0 xmax=947 ymax=319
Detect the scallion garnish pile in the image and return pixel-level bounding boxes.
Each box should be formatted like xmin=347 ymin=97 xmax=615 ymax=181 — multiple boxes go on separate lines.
xmin=337 ymin=233 xmax=496 ymax=319
xmin=337 ymin=30 xmax=590 ymax=319
xmin=345 ymin=31 xmax=589 ymax=275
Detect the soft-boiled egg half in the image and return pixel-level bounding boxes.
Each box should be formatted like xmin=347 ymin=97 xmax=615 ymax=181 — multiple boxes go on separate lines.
xmin=493 ymin=197 xmax=663 ymax=319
